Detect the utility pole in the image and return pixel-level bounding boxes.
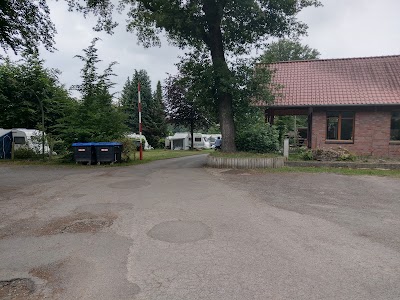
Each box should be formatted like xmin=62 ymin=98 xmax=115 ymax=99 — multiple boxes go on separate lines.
xmin=138 ymin=82 xmax=143 ymax=160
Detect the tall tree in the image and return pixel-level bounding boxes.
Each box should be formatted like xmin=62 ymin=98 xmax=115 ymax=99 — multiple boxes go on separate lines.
xmin=0 ymin=1 xmax=56 ymax=54
xmin=148 ymin=81 xmax=168 ymax=146
xmin=0 ymin=53 xmax=74 ymax=134
xmin=66 ymin=0 xmax=321 ymax=152
xmin=59 ymin=38 xmax=127 ymax=145
xmin=164 ymin=74 xmax=210 ymax=149
xmin=119 ymin=70 xmax=152 ymax=135
xmin=260 ymin=39 xmax=320 ymax=63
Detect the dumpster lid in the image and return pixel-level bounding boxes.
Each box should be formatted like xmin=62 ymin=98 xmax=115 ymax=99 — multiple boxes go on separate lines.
xmin=93 ymin=142 xmax=123 ymax=146
xmin=72 ymin=142 xmax=97 ymax=147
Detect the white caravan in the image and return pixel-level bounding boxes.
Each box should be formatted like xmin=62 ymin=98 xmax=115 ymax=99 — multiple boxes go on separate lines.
xmin=11 ymin=128 xmax=51 ymax=154
xmin=165 ymin=133 xmax=211 ymax=150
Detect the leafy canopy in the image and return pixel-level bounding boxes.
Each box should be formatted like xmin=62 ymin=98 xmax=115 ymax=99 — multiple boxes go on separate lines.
xmin=260 ymin=39 xmax=320 ymax=63
xmin=59 ymin=38 xmax=128 ymax=145
xmin=0 ymin=0 xmax=56 ymax=54
xmin=66 ymin=0 xmax=321 ymax=152
xmin=68 ymin=0 xmax=321 ymax=54
xmin=0 ymin=53 xmax=74 ymax=132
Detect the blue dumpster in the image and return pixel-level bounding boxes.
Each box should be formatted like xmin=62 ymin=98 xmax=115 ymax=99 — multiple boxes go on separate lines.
xmin=72 ymin=142 xmax=96 ymax=164
xmin=93 ymin=142 xmax=123 ymax=164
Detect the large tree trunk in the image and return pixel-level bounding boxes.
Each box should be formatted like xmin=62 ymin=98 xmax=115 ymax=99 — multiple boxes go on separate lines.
xmin=203 ymin=0 xmax=237 ymax=152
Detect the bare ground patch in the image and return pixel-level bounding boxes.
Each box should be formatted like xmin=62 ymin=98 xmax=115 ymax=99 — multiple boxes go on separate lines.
xmin=0 ymin=212 xmax=117 ymax=239
xmin=0 ymin=278 xmax=35 ymax=300
xmin=36 ymin=212 xmax=117 ymax=236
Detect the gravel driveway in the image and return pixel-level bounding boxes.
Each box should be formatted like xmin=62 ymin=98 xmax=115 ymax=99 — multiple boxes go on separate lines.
xmin=0 ymin=156 xmax=399 ymax=299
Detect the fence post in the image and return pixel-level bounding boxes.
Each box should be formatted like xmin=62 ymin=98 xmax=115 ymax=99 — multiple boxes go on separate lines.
xmin=284 ymin=138 xmax=289 ymax=160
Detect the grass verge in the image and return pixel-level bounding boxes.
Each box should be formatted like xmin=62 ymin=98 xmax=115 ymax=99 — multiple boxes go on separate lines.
xmin=0 ymin=149 xmax=210 ymax=167
xmin=259 ymin=166 xmax=400 ymax=178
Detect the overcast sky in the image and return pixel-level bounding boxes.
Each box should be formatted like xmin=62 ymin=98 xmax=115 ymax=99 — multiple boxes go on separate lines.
xmin=4 ymin=0 xmax=400 ymax=99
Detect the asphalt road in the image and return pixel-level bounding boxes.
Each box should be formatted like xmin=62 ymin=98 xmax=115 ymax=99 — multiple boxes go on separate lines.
xmin=0 ymin=155 xmax=399 ymax=299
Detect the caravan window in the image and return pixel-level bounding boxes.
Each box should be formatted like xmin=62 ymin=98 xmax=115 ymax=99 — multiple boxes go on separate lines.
xmin=194 ymin=137 xmax=202 ymax=142
xmin=14 ymin=137 xmax=26 ymax=144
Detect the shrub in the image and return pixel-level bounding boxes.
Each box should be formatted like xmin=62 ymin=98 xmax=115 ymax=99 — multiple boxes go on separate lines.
xmin=158 ymin=138 xmax=166 ymax=149
xmin=300 ymin=149 xmax=313 ymax=160
xmin=117 ymin=137 xmax=137 ymax=162
xmin=235 ymin=124 xmax=279 ymax=153
xmin=338 ymin=152 xmax=356 ymax=161
xmin=14 ymin=147 xmax=39 ymax=160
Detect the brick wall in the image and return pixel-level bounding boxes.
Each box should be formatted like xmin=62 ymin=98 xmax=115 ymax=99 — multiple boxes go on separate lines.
xmin=311 ymin=110 xmax=400 ymax=158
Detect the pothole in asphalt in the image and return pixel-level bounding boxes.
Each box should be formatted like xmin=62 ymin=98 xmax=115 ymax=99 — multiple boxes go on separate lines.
xmin=0 ymin=278 xmax=35 ymax=299
xmin=147 ymin=221 xmax=212 ymax=244
xmin=37 ymin=213 xmax=116 ymax=235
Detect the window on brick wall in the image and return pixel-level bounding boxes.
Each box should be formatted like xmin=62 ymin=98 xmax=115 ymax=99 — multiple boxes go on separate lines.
xmin=391 ymin=112 xmax=400 ymax=141
xmin=326 ymin=112 xmax=354 ymax=141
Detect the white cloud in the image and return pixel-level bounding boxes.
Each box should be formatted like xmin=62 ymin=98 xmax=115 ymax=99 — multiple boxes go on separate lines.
xmin=298 ymin=0 xmax=400 ymax=58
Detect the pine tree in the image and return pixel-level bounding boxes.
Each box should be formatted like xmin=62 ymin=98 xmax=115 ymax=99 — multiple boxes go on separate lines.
xmin=120 ymin=70 xmax=167 ymax=147
xmin=147 ymin=81 xmax=167 ymax=147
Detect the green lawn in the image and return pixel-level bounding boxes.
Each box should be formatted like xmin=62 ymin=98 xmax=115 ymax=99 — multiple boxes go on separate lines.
xmin=0 ymin=149 xmax=210 ymax=167
xmin=259 ymin=166 xmax=400 ymax=178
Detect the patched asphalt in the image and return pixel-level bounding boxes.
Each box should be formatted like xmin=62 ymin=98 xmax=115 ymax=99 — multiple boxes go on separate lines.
xmin=1 ymin=155 xmax=399 ymax=299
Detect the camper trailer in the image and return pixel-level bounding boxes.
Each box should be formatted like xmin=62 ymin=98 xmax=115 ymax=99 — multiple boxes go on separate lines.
xmin=165 ymin=133 xmax=211 ymax=150
xmin=126 ymin=133 xmax=153 ymax=150
xmin=12 ymin=129 xmax=50 ymax=153
xmin=0 ymin=128 xmax=50 ymax=159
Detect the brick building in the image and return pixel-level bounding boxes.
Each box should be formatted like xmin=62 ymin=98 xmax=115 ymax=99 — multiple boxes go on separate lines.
xmin=256 ymin=55 xmax=400 ymax=158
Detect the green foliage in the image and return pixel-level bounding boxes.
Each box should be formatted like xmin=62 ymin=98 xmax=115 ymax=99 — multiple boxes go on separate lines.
xmin=236 ymin=123 xmax=279 ymax=153
xmin=0 ymin=53 xmax=76 ymax=137
xmin=66 ymin=0 xmax=321 ymax=152
xmin=147 ymin=81 xmax=168 ymax=147
xmin=158 ymin=138 xmax=166 ymax=149
xmin=58 ymin=39 xmax=128 ymax=147
xmin=260 ymin=39 xmax=320 ymax=63
xmin=300 ymin=149 xmax=314 ymax=161
xmin=117 ymin=137 xmax=136 ymax=162
xmin=119 ymin=71 xmax=166 ymax=147
xmin=0 ymin=0 xmax=56 ymax=54
xmin=164 ymin=73 xmax=211 ymax=129
xmin=338 ymin=153 xmax=356 ymax=162
xmin=14 ymin=147 xmax=39 ymax=160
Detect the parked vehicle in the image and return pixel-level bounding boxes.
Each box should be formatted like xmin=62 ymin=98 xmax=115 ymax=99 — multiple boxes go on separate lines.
xmin=126 ymin=133 xmax=153 ymax=150
xmin=165 ymin=132 xmax=211 ymax=150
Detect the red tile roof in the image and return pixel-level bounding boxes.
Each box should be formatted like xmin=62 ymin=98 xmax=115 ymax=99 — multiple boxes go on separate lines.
xmin=256 ymin=55 xmax=400 ymax=107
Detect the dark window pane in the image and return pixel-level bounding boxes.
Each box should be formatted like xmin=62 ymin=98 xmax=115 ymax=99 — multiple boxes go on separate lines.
xmin=14 ymin=137 xmax=26 ymax=144
xmin=341 ymin=119 xmax=353 ymax=140
xmin=342 ymin=112 xmax=354 ymax=118
xmin=194 ymin=137 xmax=202 ymax=142
xmin=327 ymin=117 xmax=339 ymax=140
xmin=391 ymin=112 xmax=400 ymax=140
xmin=327 ymin=111 xmax=339 ymax=117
